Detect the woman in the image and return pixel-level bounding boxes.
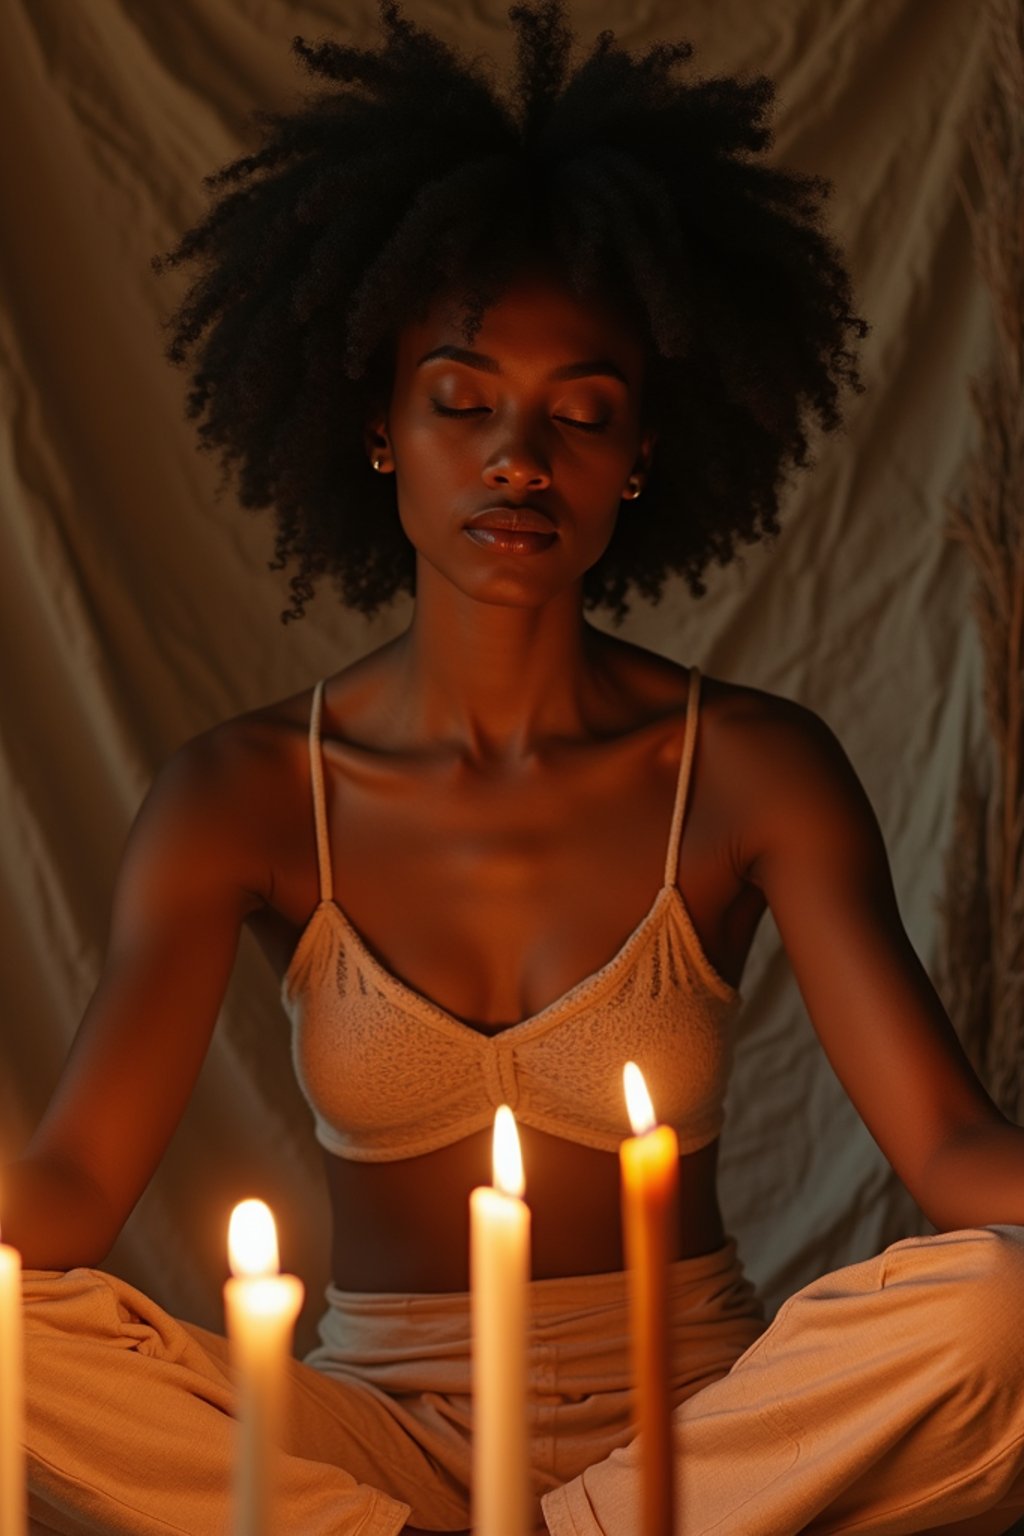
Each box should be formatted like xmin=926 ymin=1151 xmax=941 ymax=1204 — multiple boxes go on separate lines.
xmin=6 ymin=2 xmax=1024 ymax=1532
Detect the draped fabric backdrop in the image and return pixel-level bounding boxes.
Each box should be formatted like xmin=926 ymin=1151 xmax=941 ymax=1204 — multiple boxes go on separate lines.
xmin=0 ymin=0 xmax=994 ymax=1359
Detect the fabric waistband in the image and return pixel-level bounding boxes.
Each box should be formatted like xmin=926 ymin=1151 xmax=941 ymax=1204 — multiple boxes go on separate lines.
xmin=320 ymin=1235 xmax=749 ymax=1319
xmin=304 ymin=1237 xmax=767 ymax=1398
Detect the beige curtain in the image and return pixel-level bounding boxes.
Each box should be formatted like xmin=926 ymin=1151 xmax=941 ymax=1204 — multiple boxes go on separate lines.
xmin=0 ymin=0 xmax=993 ymax=1359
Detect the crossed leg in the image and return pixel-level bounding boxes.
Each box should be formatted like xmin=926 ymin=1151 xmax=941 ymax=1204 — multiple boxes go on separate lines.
xmin=542 ymin=1226 xmax=1024 ymax=1536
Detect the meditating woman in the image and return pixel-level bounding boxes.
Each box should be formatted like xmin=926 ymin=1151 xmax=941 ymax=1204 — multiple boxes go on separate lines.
xmin=6 ymin=2 xmax=1024 ymax=1532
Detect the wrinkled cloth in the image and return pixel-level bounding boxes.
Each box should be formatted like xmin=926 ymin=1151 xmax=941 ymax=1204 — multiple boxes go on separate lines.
xmin=543 ymin=1225 xmax=1024 ymax=1536
xmin=22 ymin=1237 xmax=762 ymax=1533
xmin=21 ymin=1227 xmax=1024 ymax=1535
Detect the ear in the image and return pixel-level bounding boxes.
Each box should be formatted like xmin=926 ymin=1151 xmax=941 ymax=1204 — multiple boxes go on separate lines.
xmin=633 ymin=425 xmax=658 ymax=477
xmin=362 ymin=407 xmax=389 ymax=463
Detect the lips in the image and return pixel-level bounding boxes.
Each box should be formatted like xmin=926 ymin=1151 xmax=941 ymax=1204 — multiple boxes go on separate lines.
xmin=465 ymin=506 xmax=558 ymax=534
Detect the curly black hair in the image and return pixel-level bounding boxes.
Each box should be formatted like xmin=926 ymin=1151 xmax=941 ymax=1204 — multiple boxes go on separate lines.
xmin=150 ymin=0 xmax=868 ymax=626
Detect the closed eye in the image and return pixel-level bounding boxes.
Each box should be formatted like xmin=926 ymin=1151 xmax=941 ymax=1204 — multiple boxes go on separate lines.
xmin=428 ymin=401 xmax=609 ymax=435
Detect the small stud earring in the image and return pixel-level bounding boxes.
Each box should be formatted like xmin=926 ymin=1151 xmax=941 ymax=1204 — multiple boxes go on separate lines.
xmin=623 ymin=478 xmax=642 ymax=499
xmin=372 ymin=456 xmax=383 ymax=471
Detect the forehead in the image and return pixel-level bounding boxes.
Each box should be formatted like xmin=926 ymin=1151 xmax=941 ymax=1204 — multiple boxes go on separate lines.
xmin=395 ymin=264 xmax=649 ymax=381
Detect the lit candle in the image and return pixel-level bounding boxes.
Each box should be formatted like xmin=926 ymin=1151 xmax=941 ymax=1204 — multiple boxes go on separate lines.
xmin=0 ymin=1216 xmax=26 ymax=1536
xmin=223 ymin=1199 xmax=304 ymax=1536
xmin=470 ymin=1105 xmax=531 ymax=1536
xmin=621 ymin=1061 xmax=678 ymax=1536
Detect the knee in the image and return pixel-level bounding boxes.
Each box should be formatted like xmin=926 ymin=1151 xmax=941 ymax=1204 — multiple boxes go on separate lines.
xmin=929 ymin=1226 xmax=1024 ymax=1392
xmin=21 ymin=1266 xmax=122 ymax=1336
xmin=952 ymin=1224 xmax=1024 ymax=1310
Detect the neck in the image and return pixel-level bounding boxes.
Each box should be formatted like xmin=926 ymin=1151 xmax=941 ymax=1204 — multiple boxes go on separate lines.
xmin=384 ymin=565 xmax=613 ymax=765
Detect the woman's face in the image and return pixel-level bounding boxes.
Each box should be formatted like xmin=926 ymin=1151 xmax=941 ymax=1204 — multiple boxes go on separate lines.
xmin=364 ymin=261 xmax=657 ymax=604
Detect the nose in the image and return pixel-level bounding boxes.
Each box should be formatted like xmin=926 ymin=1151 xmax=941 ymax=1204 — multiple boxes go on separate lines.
xmin=483 ymin=437 xmax=552 ymax=496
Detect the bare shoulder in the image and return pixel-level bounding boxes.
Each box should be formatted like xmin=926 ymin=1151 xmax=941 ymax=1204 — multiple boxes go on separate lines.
xmin=697 ymin=672 xmax=836 ymax=756
xmin=695 ymin=679 xmax=882 ymax=888
xmin=146 ymin=696 xmax=313 ymax=918
xmin=709 ymin=678 xmax=872 ymax=811
xmin=599 ymin=636 xmax=811 ymax=764
xmin=621 ymin=642 xmax=821 ymax=750
xmin=170 ymin=663 xmax=378 ymax=911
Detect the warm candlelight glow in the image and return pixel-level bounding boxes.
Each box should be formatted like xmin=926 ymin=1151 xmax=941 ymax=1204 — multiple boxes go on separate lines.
xmin=620 ymin=1060 xmax=677 ymax=1536
xmin=223 ymin=1200 xmax=304 ymax=1536
xmin=623 ymin=1060 xmax=656 ymax=1135
xmin=228 ymin=1200 xmax=280 ymax=1278
xmin=472 ymin=1107 xmax=531 ymax=1535
xmin=492 ymin=1103 xmax=525 ymax=1197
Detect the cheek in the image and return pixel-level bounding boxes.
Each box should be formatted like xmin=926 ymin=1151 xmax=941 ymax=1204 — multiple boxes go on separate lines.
xmin=391 ymin=486 xmax=458 ymax=560
xmin=388 ymin=434 xmax=455 ymax=524
xmin=393 ymin=421 xmax=469 ymax=497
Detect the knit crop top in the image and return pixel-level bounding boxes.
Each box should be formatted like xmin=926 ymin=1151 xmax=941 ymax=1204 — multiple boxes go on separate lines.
xmin=280 ymin=667 xmax=743 ymax=1162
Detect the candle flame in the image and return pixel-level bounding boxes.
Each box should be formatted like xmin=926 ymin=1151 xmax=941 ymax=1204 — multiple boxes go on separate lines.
xmin=623 ymin=1061 xmax=657 ymax=1135
xmin=492 ymin=1105 xmax=525 ymax=1198
xmin=227 ymin=1198 xmax=280 ymax=1277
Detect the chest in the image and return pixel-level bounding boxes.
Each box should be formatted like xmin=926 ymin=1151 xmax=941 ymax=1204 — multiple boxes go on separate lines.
xmin=340 ymin=774 xmax=678 ymax=1029
xmin=249 ymin=719 xmax=763 ymax=1030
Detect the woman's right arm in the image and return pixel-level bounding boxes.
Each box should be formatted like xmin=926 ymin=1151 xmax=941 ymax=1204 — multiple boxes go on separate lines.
xmin=1 ymin=725 xmax=269 ymax=1270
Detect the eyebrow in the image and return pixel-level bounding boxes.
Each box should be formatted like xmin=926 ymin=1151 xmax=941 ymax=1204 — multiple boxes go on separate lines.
xmin=416 ymin=344 xmax=629 ymax=385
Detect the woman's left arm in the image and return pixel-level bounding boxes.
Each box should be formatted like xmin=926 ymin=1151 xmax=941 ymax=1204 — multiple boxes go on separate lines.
xmin=736 ymin=691 xmax=1024 ymax=1232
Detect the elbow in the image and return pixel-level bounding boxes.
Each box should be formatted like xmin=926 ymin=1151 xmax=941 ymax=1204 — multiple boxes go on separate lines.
xmin=1 ymin=1154 xmax=122 ymax=1272
xmin=915 ymin=1117 xmax=1024 ymax=1232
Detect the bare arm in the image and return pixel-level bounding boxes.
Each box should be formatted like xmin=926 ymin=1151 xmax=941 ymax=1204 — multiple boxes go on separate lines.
xmin=734 ymin=691 xmax=1023 ymax=1231
xmin=2 ymin=725 xmax=268 ymax=1269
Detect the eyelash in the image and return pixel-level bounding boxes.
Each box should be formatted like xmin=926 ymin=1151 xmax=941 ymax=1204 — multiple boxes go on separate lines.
xmin=428 ymin=401 xmax=609 ymax=435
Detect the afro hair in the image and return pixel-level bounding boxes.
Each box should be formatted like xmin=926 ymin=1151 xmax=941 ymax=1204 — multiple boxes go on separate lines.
xmin=151 ymin=0 xmax=869 ymax=625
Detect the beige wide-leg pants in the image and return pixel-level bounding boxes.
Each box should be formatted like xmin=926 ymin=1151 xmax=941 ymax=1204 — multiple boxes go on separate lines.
xmin=20 ymin=1226 xmax=1024 ymax=1536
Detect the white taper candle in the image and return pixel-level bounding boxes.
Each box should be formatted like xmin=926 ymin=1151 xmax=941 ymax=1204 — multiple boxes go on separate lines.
xmin=223 ymin=1200 xmax=304 ymax=1536
xmin=471 ymin=1106 xmax=531 ymax=1536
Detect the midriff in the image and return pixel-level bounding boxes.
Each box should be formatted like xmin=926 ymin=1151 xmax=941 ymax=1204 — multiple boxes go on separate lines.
xmin=322 ymin=1122 xmax=724 ymax=1292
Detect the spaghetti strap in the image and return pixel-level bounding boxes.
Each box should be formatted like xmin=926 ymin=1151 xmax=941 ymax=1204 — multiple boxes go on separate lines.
xmin=663 ymin=666 xmax=701 ymax=888
xmin=309 ymin=678 xmax=334 ymax=903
